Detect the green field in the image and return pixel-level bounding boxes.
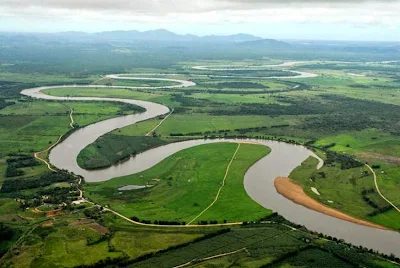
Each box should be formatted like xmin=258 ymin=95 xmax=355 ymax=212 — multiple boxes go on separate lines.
xmin=42 ymin=87 xmax=161 ymax=100
xmin=1 ymin=213 xmax=202 ymax=268
xmin=85 ymin=143 xmax=271 ymax=223
xmin=188 ymin=92 xmax=285 ymax=104
xmin=3 ymin=209 xmax=395 ymax=268
xmin=93 ymin=77 xmax=181 ymax=87
xmin=315 ymin=129 xmax=400 ymax=158
xmin=127 ymin=223 xmax=395 ymax=268
xmin=0 ymin=100 xmax=144 ymax=156
xmin=154 ymin=114 xmax=303 ymax=136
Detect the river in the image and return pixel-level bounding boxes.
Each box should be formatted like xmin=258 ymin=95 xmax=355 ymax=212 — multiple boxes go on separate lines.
xmin=20 ymin=74 xmax=400 ymax=257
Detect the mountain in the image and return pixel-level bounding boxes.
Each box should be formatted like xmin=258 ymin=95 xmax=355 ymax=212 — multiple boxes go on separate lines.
xmin=88 ymin=29 xmax=263 ymax=43
xmin=62 ymin=29 xmax=263 ymax=43
xmin=240 ymin=38 xmax=291 ymax=48
xmin=0 ymin=29 xmax=274 ymax=44
xmin=202 ymin=33 xmax=262 ymax=43
xmin=93 ymin=29 xmax=191 ymax=42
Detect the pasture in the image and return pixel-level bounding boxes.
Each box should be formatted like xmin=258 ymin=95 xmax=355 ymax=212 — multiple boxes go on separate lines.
xmin=85 ymin=143 xmax=270 ymax=223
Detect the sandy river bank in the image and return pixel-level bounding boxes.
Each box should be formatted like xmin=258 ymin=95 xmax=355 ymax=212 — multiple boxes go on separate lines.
xmin=274 ymin=177 xmax=387 ymax=230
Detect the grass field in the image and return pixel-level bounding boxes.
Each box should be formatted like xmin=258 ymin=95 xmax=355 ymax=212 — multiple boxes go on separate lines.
xmin=0 ymin=100 xmax=138 ymax=117
xmin=113 ymin=117 xmax=162 ymax=136
xmin=1 ymin=214 xmax=201 ymax=268
xmin=195 ymin=145 xmax=272 ymax=222
xmin=108 ymin=113 xmax=305 ymax=138
xmin=0 ymin=72 xmax=98 ymax=84
xmin=42 ymin=87 xmax=161 ymax=100
xmin=94 ymin=78 xmax=181 ymax=87
xmin=85 ymin=143 xmax=270 ymax=223
xmin=192 ymin=79 xmax=291 ymax=91
xmin=316 ymin=129 xmax=400 ymax=158
xmin=188 ymin=92 xmax=284 ymax=104
xmin=156 ymin=114 xmax=303 ymax=135
xmin=0 ymin=100 xmax=144 ymax=155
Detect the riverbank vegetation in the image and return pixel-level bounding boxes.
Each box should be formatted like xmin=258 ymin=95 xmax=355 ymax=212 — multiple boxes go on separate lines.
xmin=77 ymin=135 xmax=169 ymax=170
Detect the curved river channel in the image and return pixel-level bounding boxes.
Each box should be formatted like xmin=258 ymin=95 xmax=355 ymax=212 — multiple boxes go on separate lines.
xmin=21 ymin=72 xmax=400 ymax=257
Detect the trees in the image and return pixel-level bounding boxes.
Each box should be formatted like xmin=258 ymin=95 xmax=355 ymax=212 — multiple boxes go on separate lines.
xmin=0 ymin=223 xmax=14 ymax=241
xmin=1 ymin=171 xmax=75 ymax=193
xmin=5 ymin=155 xmax=40 ymax=178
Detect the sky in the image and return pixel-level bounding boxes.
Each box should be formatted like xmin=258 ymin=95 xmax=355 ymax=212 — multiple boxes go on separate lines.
xmin=1 ymin=0 xmax=400 ymax=41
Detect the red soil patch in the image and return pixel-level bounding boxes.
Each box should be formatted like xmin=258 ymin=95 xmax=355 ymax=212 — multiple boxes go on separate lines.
xmin=46 ymin=209 xmax=63 ymax=217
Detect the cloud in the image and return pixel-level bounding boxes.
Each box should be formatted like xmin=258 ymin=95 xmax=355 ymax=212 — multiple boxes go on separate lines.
xmin=1 ymin=0 xmax=400 ymax=13
xmin=1 ymin=0 xmax=399 ymax=31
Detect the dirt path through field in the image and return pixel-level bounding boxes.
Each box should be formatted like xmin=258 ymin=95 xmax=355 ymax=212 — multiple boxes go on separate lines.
xmin=34 ymin=135 xmax=64 ymax=172
xmin=69 ymin=108 xmax=74 ymax=128
xmin=187 ymin=143 xmax=241 ymax=225
xmin=174 ymin=247 xmax=249 ymax=268
xmin=145 ymin=108 xmax=174 ymax=136
xmin=274 ymin=177 xmax=388 ymax=230
xmin=365 ymin=164 xmax=400 ymax=213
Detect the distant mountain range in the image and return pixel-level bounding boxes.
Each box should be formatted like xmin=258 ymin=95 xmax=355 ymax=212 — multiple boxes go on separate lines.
xmin=56 ymin=29 xmax=266 ymax=43
xmin=1 ymin=29 xmax=291 ymax=47
xmin=239 ymin=38 xmax=290 ymax=47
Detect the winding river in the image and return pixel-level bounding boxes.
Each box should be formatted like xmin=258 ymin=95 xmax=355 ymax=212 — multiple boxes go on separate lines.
xmin=20 ymin=70 xmax=400 ymax=257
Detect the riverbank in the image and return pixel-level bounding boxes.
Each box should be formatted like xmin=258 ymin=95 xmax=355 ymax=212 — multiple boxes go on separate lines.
xmin=274 ymin=177 xmax=388 ymax=230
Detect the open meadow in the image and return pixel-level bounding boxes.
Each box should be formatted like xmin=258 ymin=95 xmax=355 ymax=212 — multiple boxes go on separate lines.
xmin=85 ymin=143 xmax=271 ymax=223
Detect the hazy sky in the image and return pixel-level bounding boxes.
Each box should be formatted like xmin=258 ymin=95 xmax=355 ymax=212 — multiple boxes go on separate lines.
xmin=1 ymin=0 xmax=400 ymax=41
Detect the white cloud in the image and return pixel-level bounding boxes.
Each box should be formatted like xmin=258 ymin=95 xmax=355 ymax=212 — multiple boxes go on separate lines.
xmin=0 ymin=0 xmax=399 ymax=38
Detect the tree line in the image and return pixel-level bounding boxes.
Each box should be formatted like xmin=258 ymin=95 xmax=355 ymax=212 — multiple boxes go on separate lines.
xmin=1 ymin=171 xmax=75 ymax=193
xmin=324 ymin=151 xmax=364 ymax=170
xmin=5 ymin=155 xmax=40 ymax=178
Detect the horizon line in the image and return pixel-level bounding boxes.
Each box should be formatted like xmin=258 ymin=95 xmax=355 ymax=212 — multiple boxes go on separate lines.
xmin=1 ymin=29 xmax=400 ymax=43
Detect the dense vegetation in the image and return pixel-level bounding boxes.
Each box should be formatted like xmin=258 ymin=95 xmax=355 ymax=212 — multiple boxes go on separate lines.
xmin=209 ymin=81 xmax=268 ymax=89
xmin=78 ymin=135 xmax=168 ymax=169
xmin=5 ymin=155 xmax=40 ymax=178
xmin=207 ymin=94 xmax=400 ymax=134
xmin=0 ymin=223 xmax=14 ymax=241
xmin=324 ymin=150 xmax=364 ymax=170
xmin=1 ymin=171 xmax=75 ymax=193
